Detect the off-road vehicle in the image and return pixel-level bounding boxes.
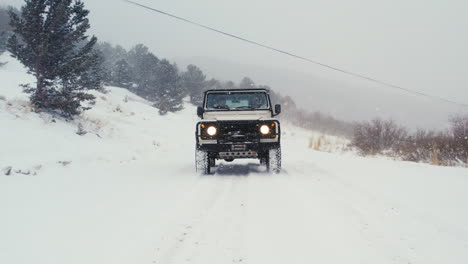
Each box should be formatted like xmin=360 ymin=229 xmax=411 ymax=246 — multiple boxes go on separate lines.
xmin=195 ymin=89 xmax=282 ymax=174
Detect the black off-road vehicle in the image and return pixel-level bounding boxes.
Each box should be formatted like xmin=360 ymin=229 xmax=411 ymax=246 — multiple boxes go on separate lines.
xmin=195 ymin=89 xmax=282 ymax=174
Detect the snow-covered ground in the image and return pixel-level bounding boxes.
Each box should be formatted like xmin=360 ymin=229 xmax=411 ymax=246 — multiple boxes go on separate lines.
xmin=1 ymin=53 xmax=468 ymax=264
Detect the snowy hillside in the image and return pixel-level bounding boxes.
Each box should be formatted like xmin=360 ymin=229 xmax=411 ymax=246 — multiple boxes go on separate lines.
xmin=1 ymin=52 xmax=468 ymax=264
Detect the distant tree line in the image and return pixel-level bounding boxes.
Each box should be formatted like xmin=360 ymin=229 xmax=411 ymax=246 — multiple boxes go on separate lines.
xmin=96 ymin=42 xmax=186 ymax=114
xmin=95 ymin=42 xmax=276 ymax=114
xmin=97 ymin=41 xmax=355 ymax=135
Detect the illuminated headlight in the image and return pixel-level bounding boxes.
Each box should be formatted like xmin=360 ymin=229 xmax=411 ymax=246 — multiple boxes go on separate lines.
xmin=260 ymin=125 xmax=270 ymax=135
xmin=207 ymin=126 xmax=217 ymax=136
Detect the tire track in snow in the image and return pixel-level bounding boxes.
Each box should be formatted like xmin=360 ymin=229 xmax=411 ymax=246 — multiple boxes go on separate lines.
xmin=153 ymin=174 xmax=248 ymax=264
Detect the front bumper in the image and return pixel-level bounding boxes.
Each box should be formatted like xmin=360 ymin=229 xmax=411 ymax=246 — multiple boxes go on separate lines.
xmin=197 ymin=142 xmax=280 ymax=152
xmin=197 ymin=142 xmax=280 ymax=159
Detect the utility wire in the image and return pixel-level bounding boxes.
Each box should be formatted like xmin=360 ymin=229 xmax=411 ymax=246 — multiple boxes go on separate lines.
xmin=124 ymin=0 xmax=468 ymax=107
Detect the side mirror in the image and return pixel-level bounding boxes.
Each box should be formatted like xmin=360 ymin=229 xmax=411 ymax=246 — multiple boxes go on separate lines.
xmin=197 ymin=106 xmax=204 ymax=118
xmin=274 ymin=104 xmax=281 ymax=116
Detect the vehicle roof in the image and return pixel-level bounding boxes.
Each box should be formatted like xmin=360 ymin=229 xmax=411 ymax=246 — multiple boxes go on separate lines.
xmin=204 ymin=88 xmax=269 ymax=93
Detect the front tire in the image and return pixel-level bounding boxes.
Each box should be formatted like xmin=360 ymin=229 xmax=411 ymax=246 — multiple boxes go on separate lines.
xmin=195 ymin=148 xmax=211 ymax=175
xmin=266 ymin=147 xmax=281 ymax=173
xmin=209 ymin=157 xmax=216 ymax=167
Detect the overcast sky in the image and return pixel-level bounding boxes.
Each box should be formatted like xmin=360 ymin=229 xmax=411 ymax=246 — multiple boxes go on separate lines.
xmin=2 ymin=0 xmax=468 ymax=126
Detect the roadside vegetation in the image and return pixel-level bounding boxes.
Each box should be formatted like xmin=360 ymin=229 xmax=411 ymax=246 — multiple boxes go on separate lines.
xmin=351 ymin=115 xmax=468 ymax=167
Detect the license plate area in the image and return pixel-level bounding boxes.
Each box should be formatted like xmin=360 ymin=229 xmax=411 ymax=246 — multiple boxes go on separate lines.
xmin=231 ymin=144 xmax=247 ymax=151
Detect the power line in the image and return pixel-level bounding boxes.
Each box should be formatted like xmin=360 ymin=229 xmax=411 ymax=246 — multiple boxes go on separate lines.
xmin=123 ymin=0 xmax=468 ymax=108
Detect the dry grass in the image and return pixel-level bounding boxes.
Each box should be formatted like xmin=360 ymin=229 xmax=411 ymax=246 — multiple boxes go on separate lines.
xmin=308 ymin=134 xmax=349 ymax=153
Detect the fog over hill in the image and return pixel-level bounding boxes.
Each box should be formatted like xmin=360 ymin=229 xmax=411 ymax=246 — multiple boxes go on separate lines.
xmin=175 ymin=56 xmax=466 ymax=130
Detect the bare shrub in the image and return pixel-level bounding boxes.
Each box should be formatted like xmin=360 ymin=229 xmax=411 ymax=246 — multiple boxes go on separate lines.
xmin=398 ymin=129 xmax=436 ymax=163
xmin=353 ymin=114 xmax=468 ymax=167
xmin=352 ymin=118 xmax=407 ymax=155
xmin=449 ymin=114 xmax=468 ymax=163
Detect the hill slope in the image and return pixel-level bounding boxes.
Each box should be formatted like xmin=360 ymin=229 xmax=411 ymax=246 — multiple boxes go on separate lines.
xmin=1 ymin=53 xmax=467 ymax=264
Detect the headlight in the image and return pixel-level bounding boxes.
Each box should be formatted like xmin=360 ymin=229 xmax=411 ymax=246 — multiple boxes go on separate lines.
xmin=260 ymin=125 xmax=270 ymax=135
xmin=207 ymin=126 xmax=217 ymax=136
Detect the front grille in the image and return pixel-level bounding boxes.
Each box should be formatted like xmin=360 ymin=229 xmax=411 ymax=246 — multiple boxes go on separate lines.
xmin=218 ymin=121 xmax=260 ymax=143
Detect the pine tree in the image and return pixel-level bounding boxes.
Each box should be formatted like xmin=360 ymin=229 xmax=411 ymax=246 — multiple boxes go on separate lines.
xmin=205 ymin=78 xmax=223 ymax=90
xmin=0 ymin=31 xmax=6 ymax=53
xmin=0 ymin=32 xmax=6 ymax=67
xmin=127 ymin=44 xmax=159 ymax=98
xmin=0 ymin=6 xmax=10 ymax=67
xmin=181 ymin=64 xmax=206 ymax=105
xmin=223 ymin=81 xmax=236 ymax=90
xmin=77 ymin=49 xmax=105 ymax=91
xmin=111 ymin=59 xmax=133 ymax=89
xmin=7 ymin=0 xmax=102 ymax=117
xmin=95 ymin=42 xmax=129 ymax=85
xmin=127 ymin=44 xmax=151 ymax=70
xmin=153 ymin=59 xmax=183 ymax=114
xmin=0 ymin=6 xmax=13 ymax=33
xmin=239 ymin=77 xmax=256 ymax=89
xmin=133 ymin=53 xmax=160 ymax=99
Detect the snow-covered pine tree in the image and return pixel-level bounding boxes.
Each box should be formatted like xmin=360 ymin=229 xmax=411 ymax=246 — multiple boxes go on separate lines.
xmin=181 ymin=64 xmax=206 ymax=105
xmin=0 ymin=31 xmax=6 ymax=53
xmin=204 ymin=78 xmax=223 ymax=91
xmin=0 ymin=6 xmax=10 ymax=67
xmin=95 ymin=42 xmax=129 ymax=85
xmin=111 ymin=59 xmax=133 ymax=89
xmin=239 ymin=77 xmax=256 ymax=89
xmin=0 ymin=32 xmax=6 ymax=67
xmin=127 ymin=44 xmax=159 ymax=98
xmin=153 ymin=59 xmax=184 ymax=115
xmin=7 ymin=0 xmax=102 ymax=117
xmin=0 ymin=6 xmax=12 ymax=33
xmin=127 ymin=44 xmax=151 ymax=67
xmin=223 ymin=80 xmax=237 ymax=90
xmin=77 ymin=49 xmax=105 ymax=91
xmin=134 ymin=53 xmax=160 ymax=99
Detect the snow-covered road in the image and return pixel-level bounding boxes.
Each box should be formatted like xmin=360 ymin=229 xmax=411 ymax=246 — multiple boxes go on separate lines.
xmin=143 ymin=150 xmax=468 ymax=264
xmin=1 ymin=55 xmax=468 ymax=263
xmin=2 ymin=128 xmax=467 ymax=264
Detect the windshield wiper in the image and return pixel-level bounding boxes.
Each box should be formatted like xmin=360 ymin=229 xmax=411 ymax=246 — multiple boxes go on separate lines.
xmin=235 ymin=106 xmax=255 ymax=110
xmin=214 ymin=105 xmax=230 ymax=110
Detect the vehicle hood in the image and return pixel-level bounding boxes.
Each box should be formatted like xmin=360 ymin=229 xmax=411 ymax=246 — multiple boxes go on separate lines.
xmin=203 ymin=110 xmax=272 ymax=121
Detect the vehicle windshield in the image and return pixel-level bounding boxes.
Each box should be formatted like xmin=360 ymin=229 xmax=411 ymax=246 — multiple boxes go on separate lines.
xmin=205 ymin=92 xmax=269 ymax=110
